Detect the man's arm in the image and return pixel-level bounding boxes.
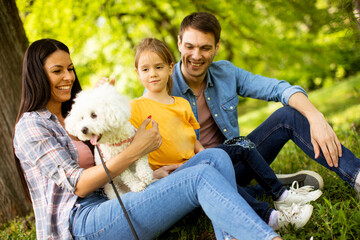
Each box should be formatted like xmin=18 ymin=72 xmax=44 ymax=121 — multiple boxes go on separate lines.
xmin=288 ymin=92 xmax=342 ymax=167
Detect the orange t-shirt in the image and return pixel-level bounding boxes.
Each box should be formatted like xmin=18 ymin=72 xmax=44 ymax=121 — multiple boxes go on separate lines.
xmin=130 ymin=96 xmax=200 ymax=170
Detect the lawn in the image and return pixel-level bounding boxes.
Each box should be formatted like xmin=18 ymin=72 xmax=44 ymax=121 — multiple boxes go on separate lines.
xmin=1 ymin=76 xmax=360 ymax=240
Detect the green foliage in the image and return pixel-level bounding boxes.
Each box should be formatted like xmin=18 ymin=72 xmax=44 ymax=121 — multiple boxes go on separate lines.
xmin=16 ymin=0 xmax=360 ymax=98
xmin=10 ymin=1 xmax=360 ymax=238
xmin=238 ymin=73 xmax=360 ymax=135
xmin=2 ymin=76 xmax=360 ymax=240
xmin=0 ymin=214 xmax=36 ymax=240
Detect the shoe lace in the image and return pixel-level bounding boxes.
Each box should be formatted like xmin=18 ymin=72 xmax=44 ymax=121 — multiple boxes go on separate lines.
xmin=289 ymin=181 xmax=314 ymax=195
xmin=279 ymin=203 xmax=302 ymax=221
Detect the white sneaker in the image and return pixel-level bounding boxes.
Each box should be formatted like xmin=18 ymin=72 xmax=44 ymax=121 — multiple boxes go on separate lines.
xmin=276 ymin=170 xmax=324 ymax=190
xmin=274 ymin=181 xmax=322 ymax=210
xmin=276 ymin=203 xmax=313 ymax=230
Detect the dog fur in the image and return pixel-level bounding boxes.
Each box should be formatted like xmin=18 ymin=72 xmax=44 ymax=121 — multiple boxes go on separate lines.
xmin=65 ymin=84 xmax=153 ymax=198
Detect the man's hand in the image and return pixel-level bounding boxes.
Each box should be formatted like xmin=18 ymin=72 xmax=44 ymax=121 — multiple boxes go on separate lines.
xmin=289 ymin=92 xmax=342 ymax=168
xmin=309 ymin=113 xmax=342 ymax=167
xmin=153 ymin=164 xmax=182 ymax=179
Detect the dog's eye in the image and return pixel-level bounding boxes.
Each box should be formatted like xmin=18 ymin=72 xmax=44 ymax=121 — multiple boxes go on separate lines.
xmin=91 ymin=112 xmax=97 ymax=119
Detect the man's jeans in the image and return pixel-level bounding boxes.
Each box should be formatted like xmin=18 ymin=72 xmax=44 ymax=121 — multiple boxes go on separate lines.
xmin=70 ymin=149 xmax=279 ymax=240
xmin=219 ymin=106 xmax=360 ymax=221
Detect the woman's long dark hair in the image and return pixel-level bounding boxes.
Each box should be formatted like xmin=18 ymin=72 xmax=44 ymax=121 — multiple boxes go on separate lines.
xmin=14 ymin=39 xmax=82 ymax=202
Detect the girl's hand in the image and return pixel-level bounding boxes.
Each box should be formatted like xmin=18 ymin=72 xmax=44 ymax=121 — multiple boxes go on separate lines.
xmin=153 ymin=164 xmax=182 ymax=179
xmin=95 ymin=76 xmax=115 ymax=87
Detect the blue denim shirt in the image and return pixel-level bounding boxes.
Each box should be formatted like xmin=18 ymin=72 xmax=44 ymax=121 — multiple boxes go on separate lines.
xmin=171 ymin=60 xmax=307 ymax=140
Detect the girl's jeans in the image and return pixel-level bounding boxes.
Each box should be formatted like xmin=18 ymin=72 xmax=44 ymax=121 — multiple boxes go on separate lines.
xmin=70 ymin=148 xmax=279 ymax=240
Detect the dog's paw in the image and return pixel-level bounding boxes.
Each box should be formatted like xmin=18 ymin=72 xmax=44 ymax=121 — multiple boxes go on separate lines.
xmin=130 ymin=182 xmax=147 ymax=192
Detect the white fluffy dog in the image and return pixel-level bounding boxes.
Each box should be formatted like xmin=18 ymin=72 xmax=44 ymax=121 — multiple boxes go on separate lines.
xmin=65 ymin=84 xmax=153 ymax=198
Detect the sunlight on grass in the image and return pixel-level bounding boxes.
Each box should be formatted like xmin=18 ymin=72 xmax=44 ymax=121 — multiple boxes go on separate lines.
xmin=2 ymin=76 xmax=359 ymax=240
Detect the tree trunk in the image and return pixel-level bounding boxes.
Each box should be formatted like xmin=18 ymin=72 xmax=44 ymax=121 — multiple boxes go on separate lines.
xmin=0 ymin=0 xmax=31 ymax=223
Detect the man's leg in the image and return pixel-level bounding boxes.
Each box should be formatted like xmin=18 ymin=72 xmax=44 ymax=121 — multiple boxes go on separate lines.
xmin=247 ymin=106 xmax=360 ymax=188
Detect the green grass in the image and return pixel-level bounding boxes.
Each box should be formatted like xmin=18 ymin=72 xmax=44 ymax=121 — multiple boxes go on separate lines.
xmin=2 ymin=76 xmax=360 ymax=239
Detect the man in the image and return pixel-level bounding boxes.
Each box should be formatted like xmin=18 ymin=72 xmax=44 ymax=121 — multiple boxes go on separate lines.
xmin=170 ymin=12 xmax=360 ymax=200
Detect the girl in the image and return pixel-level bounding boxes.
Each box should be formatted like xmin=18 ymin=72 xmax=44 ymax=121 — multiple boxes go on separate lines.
xmin=131 ymin=38 xmax=321 ymax=231
xmin=13 ymin=38 xmax=281 ymax=240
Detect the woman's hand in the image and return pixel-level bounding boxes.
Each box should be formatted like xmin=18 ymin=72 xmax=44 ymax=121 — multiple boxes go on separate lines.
xmin=75 ymin=117 xmax=162 ymax=197
xmin=131 ymin=116 xmax=162 ymax=156
xmin=153 ymin=164 xmax=182 ymax=179
xmin=95 ymin=76 xmax=115 ymax=87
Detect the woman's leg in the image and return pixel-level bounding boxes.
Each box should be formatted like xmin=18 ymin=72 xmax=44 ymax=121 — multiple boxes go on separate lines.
xmin=174 ymin=148 xmax=277 ymax=235
xmin=175 ymin=148 xmax=237 ymax=188
xmin=71 ymin=165 xmax=279 ymax=240
xmin=203 ymin=146 xmax=284 ymax=222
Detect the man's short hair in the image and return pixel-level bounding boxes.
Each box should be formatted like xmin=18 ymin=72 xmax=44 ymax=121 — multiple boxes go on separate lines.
xmin=179 ymin=12 xmax=221 ymax=45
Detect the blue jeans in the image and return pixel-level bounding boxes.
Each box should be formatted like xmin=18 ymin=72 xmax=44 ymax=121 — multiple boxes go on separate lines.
xmin=216 ymin=144 xmax=286 ymax=222
xmin=217 ymin=106 xmax=360 ymax=222
xmin=70 ymin=149 xmax=279 ymax=240
xmin=247 ymin=106 xmax=360 ymax=186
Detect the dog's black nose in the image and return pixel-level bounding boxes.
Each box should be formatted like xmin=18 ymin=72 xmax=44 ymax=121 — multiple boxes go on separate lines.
xmin=81 ymin=127 xmax=88 ymax=134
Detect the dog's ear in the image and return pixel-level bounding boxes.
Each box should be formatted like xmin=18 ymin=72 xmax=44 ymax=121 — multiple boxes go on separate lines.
xmin=64 ymin=89 xmax=93 ymax=137
xmin=108 ymin=94 xmax=131 ymax=129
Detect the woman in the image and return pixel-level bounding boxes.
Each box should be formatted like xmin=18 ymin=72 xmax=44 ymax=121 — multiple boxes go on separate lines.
xmin=13 ymin=38 xmax=281 ymax=240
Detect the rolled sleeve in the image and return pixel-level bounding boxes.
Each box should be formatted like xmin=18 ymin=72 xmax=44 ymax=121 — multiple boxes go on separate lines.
xmin=56 ymin=163 xmax=83 ymax=192
xmin=16 ymin=112 xmax=83 ymax=192
xmin=281 ymin=85 xmax=308 ymax=105
xmin=14 ymin=109 xmax=82 ymax=240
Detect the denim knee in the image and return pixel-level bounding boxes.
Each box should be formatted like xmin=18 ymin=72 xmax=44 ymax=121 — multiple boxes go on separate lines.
xmin=202 ymin=148 xmax=234 ymax=174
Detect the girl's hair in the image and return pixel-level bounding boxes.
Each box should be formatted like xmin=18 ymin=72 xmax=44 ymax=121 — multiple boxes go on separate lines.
xmin=14 ymin=39 xmax=82 ymax=202
xmin=135 ymin=38 xmax=174 ymax=95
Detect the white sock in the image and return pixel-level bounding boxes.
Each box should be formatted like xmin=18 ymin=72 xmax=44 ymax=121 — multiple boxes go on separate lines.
xmin=268 ymin=210 xmax=279 ymax=229
xmin=355 ymin=173 xmax=360 ymax=192
xmin=277 ymin=189 xmax=289 ymax=201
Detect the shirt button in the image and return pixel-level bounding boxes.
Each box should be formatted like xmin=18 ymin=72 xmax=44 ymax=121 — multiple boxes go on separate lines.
xmin=207 ymin=97 xmax=211 ymax=100
xmin=230 ymin=106 xmax=233 ymax=110
xmin=215 ymin=114 xmax=218 ymax=117
xmin=223 ymin=129 xmax=227 ymax=132
xmin=192 ymin=102 xmax=196 ymax=105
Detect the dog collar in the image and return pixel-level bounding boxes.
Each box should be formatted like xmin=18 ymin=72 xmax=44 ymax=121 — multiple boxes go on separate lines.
xmin=110 ymin=129 xmax=136 ymax=147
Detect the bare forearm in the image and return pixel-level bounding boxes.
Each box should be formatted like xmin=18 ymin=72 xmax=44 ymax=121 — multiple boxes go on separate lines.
xmin=74 ymin=145 xmax=141 ymax=197
xmin=288 ymin=92 xmax=323 ymax=122
xmin=288 ymin=92 xmax=342 ymax=167
xmin=74 ymin=118 xmax=162 ymax=197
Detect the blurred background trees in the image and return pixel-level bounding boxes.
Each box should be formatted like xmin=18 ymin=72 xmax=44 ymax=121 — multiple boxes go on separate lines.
xmin=1 ymin=0 xmax=359 ymax=223
xmin=17 ymin=0 xmax=360 ymax=98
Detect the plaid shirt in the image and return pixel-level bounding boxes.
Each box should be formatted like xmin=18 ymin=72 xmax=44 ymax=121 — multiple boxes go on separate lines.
xmin=14 ymin=109 xmax=84 ymax=240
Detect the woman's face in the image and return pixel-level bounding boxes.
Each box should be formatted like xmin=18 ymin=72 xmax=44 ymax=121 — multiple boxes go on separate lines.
xmin=43 ymin=50 xmax=75 ymax=109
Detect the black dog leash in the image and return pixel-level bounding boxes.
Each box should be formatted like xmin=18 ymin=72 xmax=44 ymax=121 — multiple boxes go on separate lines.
xmin=95 ymin=145 xmax=139 ymax=240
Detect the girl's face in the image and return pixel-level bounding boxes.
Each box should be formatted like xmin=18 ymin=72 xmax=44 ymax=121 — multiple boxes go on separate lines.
xmin=43 ymin=50 xmax=75 ymax=109
xmin=136 ymin=50 xmax=174 ymax=94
